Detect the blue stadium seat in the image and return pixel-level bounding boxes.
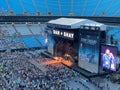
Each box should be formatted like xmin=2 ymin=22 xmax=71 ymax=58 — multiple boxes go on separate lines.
xmin=113 ymin=32 xmax=120 ymax=40
xmin=117 ymin=42 xmax=120 ymax=52
xmin=36 ymin=36 xmax=47 ymax=47
xmin=73 ymin=0 xmax=84 ymax=16
xmin=94 ymin=0 xmax=111 ymax=16
xmin=8 ymin=0 xmax=23 ymax=14
xmin=46 ymin=0 xmax=60 ymax=15
xmin=105 ymin=1 xmax=119 ymax=16
xmin=60 ymin=0 xmax=71 ymax=16
xmin=83 ymin=0 xmax=98 ymax=16
xmin=107 ymin=27 xmax=120 ymax=36
xmin=34 ymin=0 xmax=47 ymax=15
xmin=21 ymin=0 xmax=36 ymax=15
xmin=13 ymin=37 xmax=21 ymax=43
xmin=0 ymin=0 xmax=8 ymax=15
xmin=0 ymin=0 xmax=120 ymax=16
xmin=22 ymin=36 xmax=40 ymax=48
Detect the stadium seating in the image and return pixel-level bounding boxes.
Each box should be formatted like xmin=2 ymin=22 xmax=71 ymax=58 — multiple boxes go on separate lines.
xmin=36 ymin=36 xmax=47 ymax=47
xmin=107 ymin=27 xmax=120 ymax=36
xmin=114 ymin=33 xmax=120 ymax=41
xmin=29 ymin=24 xmax=42 ymax=35
xmin=13 ymin=37 xmax=20 ymax=43
xmin=20 ymin=0 xmax=36 ymax=15
xmin=7 ymin=0 xmax=23 ymax=14
xmin=83 ymin=0 xmax=98 ymax=16
xmin=22 ymin=36 xmax=40 ymax=48
xmin=0 ymin=24 xmax=47 ymax=50
xmin=107 ymin=26 xmax=120 ymax=51
xmin=35 ymin=0 xmax=48 ymax=15
xmin=1 ymin=1 xmax=120 ymax=90
xmin=15 ymin=24 xmax=32 ymax=35
xmin=105 ymin=1 xmax=120 ymax=16
xmin=94 ymin=0 xmax=111 ymax=16
xmin=5 ymin=25 xmax=16 ymax=36
xmin=107 ymin=27 xmax=120 ymax=41
xmin=45 ymin=0 xmax=60 ymax=15
xmin=0 ymin=0 xmax=120 ymax=16
xmin=117 ymin=42 xmax=120 ymax=52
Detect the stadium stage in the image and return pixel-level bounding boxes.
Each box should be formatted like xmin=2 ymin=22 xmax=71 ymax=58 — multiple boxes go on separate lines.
xmin=44 ymin=18 xmax=120 ymax=80
xmin=41 ymin=51 xmax=99 ymax=78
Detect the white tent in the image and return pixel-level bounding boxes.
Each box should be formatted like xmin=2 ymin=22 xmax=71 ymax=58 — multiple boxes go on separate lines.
xmin=47 ymin=18 xmax=106 ymax=30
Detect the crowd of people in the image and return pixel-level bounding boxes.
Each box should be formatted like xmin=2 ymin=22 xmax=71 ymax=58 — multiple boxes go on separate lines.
xmin=0 ymin=26 xmax=26 ymax=50
xmin=45 ymin=63 xmax=78 ymax=90
xmin=1 ymin=49 xmax=114 ymax=90
xmin=0 ymin=24 xmax=118 ymax=90
xmin=0 ymin=50 xmax=79 ymax=90
xmin=0 ymin=48 xmax=94 ymax=90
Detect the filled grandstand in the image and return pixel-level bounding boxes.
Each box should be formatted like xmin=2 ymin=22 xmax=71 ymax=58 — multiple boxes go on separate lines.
xmin=0 ymin=0 xmax=120 ymax=90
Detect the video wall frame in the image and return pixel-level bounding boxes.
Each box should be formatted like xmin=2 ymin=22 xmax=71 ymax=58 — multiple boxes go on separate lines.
xmin=100 ymin=44 xmax=118 ymax=72
xmin=78 ymin=29 xmax=101 ymax=73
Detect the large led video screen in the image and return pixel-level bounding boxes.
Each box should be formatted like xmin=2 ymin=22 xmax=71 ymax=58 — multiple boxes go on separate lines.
xmin=78 ymin=30 xmax=100 ymax=73
xmin=101 ymin=45 xmax=117 ymax=71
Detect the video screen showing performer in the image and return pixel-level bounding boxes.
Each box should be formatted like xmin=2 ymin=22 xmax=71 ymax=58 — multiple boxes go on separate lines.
xmin=101 ymin=45 xmax=117 ymax=71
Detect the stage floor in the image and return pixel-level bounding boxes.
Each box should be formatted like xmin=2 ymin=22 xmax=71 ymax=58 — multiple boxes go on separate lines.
xmin=71 ymin=65 xmax=98 ymax=78
xmin=41 ymin=52 xmax=99 ymax=78
xmin=53 ymin=57 xmax=98 ymax=78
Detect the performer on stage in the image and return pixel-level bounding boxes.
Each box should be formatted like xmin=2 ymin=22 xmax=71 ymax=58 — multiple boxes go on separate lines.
xmin=103 ymin=48 xmax=115 ymax=70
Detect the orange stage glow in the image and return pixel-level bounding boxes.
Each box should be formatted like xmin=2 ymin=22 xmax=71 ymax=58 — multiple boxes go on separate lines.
xmin=53 ymin=56 xmax=73 ymax=66
xmin=39 ymin=57 xmax=73 ymax=67
xmin=61 ymin=59 xmax=73 ymax=66
xmin=43 ymin=60 xmax=61 ymax=65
